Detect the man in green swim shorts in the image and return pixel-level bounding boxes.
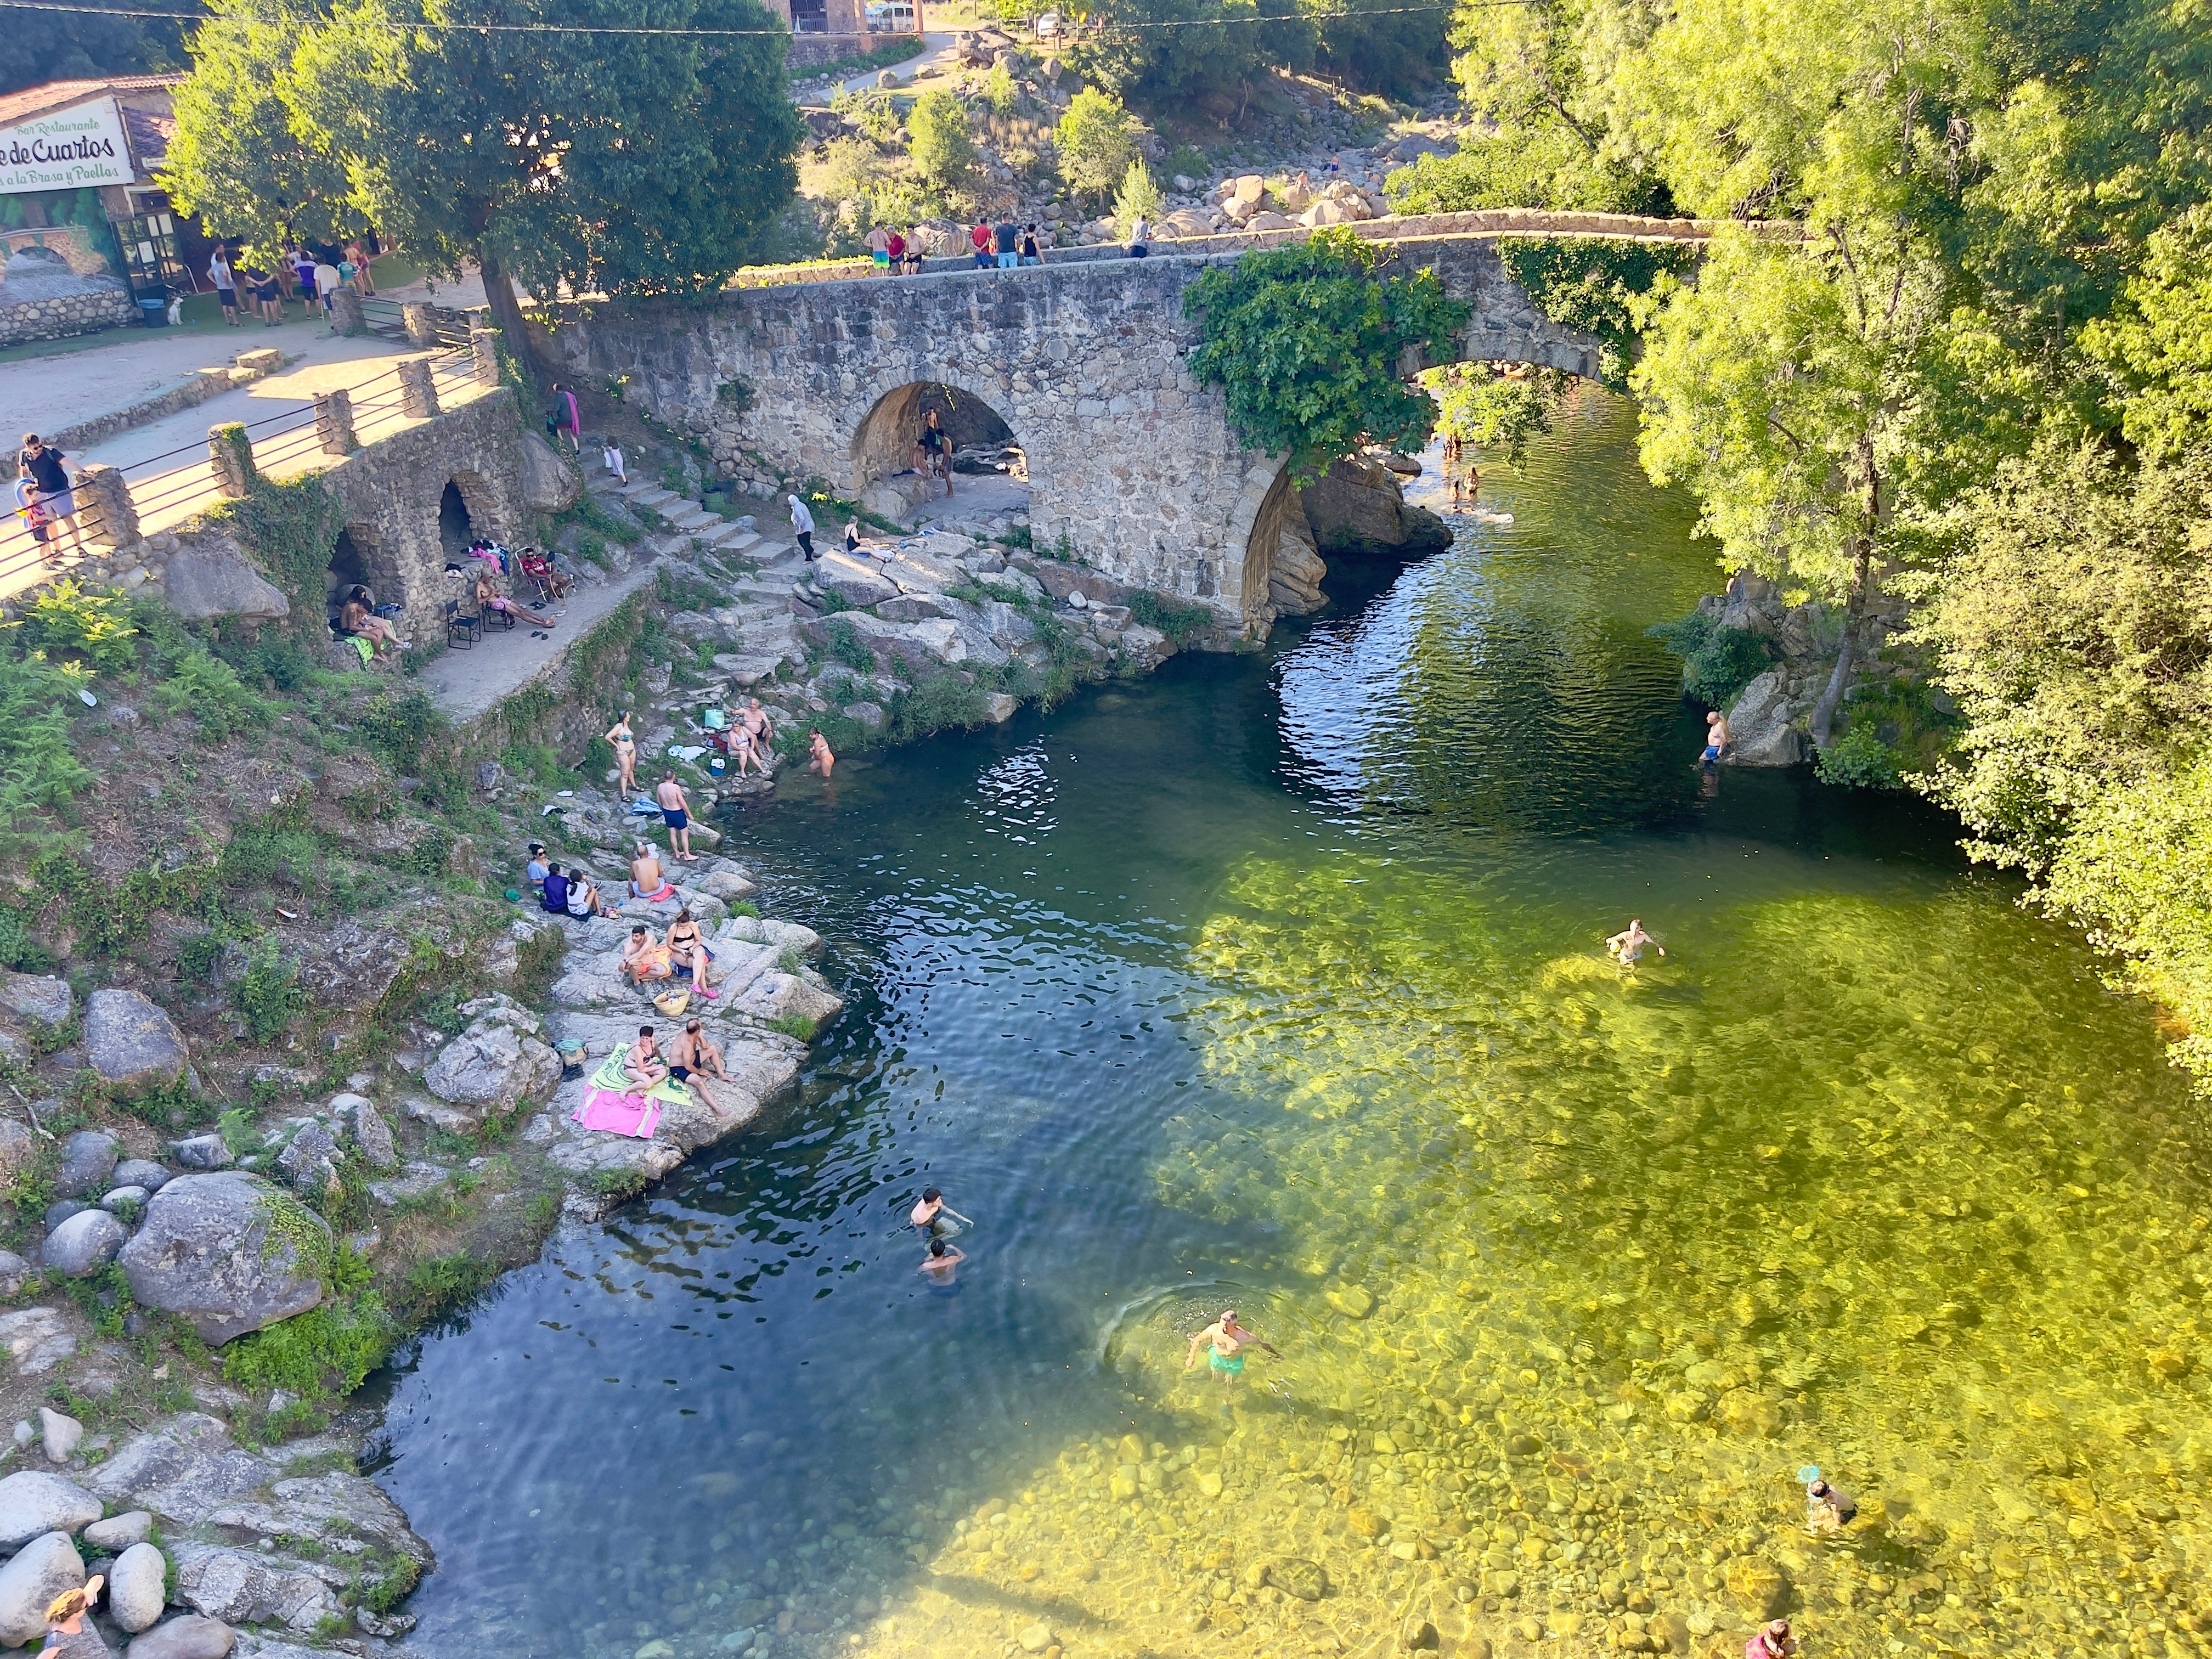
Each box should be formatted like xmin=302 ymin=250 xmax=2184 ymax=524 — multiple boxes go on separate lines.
xmin=1184 ymin=1309 xmax=1278 ymax=1387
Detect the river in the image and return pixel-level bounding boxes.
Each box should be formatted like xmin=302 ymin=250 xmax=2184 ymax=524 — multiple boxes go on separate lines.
xmin=371 ymin=387 xmax=2212 ymax=1659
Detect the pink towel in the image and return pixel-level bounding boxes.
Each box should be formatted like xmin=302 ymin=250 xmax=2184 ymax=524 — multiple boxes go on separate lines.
xmin=633 ymin=882 xmax=676 ymax=902
xmin=573 ymin=1087 xmax=661 ymax=1139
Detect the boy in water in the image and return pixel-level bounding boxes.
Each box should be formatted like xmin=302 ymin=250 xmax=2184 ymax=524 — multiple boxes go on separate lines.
xmin=1605 ymin=919 xmax=1664 ymax=968
xmin=1183 ymin=1308 xmax=1279 ymax=1386
xmin=910 ymin=1187 xmax=973 ymax=1238
xmin=919 ymin=1238 xmax=966 ymax=1280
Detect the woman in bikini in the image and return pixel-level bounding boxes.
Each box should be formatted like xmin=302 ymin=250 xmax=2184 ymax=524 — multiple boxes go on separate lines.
xmin=475 ymin=569 xmax=556 ymax=629
xmin=664 ymin=907 xmax=719 ymax=999
xmin=606 ymin=712 xmax=639 ymax=794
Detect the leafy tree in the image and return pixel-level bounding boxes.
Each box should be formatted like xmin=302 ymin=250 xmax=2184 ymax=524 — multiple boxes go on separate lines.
xmin=1496 ymin=238 xmax=1698 ymax=387
xmin=1054 ymin=88 xmax=1139 ymax=206
xmin=907 ymin=88 xmax=977 ymax=193
xmin=1113 ymin=159 xmax=1163 ymax=236
xmin=1184 ymin=227 xmax=1472 ymax=482
xmin=0 ymin=10 xmax=185 ymax=99
xmin=162 ymin=1 xmax=362 ymax=255
xmin=167 ymin=0 xmax=804 ymax=356
xmin=1384 ymin=127 xmax=1663 ymax=218
xmin=1431 ymin=363 xmax=1552 ymax=460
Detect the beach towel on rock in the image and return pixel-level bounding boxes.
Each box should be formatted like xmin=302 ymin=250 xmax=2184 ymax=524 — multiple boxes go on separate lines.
xmin=572 ymin=1044 xmax=691 ymax=1138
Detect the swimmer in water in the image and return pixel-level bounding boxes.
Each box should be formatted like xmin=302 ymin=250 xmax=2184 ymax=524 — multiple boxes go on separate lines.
xmin=919 ymin=1238 xmax=965 ymax=1278
xmin=1703 ymin=708 xmax=1730 ymax=764
xmin=1451 ymin=475 xmax=1466 ymax=510
xmin=1605 ymin=919 xmax=1664 ymax=968
xmin=1183 ymin=1308 xmax=1279 ymax=1386
xmin=910 ymin=1187 xmax=974 ymax=1237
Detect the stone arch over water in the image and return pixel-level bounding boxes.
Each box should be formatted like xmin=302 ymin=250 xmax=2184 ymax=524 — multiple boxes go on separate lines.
xmin=848 ymin=379 xmax=1019 ymax=495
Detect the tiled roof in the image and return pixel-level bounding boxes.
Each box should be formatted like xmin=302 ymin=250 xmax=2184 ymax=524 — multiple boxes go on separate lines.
xmin=0 ymin=74 xmax=183 ymax=133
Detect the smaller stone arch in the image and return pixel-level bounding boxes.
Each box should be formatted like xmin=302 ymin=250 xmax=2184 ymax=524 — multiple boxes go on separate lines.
xmin=436 ymin=469 xmax=504 ymax=560
xmin=848 ymin=380 xmax=1024 ymax=526
xmin=325 ymin=522 xmax=406 ymax=617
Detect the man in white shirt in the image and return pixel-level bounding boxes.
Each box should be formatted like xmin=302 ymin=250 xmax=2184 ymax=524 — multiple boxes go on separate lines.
xmin=208 ymin=251 xmax=239 ymax=325
xmin=313 ymin=259 xmax=341 ymax=315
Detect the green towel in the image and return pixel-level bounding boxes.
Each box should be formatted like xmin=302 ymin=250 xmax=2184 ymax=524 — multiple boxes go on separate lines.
xmin=347 ymin=635 xmax=374 ymax=668
xmin=592 ymin=1043 xmax=692 ymax=1105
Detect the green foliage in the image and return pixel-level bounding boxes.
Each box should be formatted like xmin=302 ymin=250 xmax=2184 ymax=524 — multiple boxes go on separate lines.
xmin=792 ymin=32 xmax=926 ymax=84
xmin=1125 ymin=590 xmax=1215 ymax=645
xmin=171 ymin=0 xmax=805 ymax=353
xmin=151 ymin=648 xmax=275 ymax=743
xmin=396 ymin=1250 xmax=500 ymax=1324
xmin=1385 ymin=126 xmax=1663 ymax=219
xmin=237 ymin=936 xmax=309 ymax=1043
xmin=767 ymin=1012 xmax=819 ymax=1041
xmin=907 ymin=88 xmax=977 ymax=191
xmin=54 ymin=1263 xmax=133 ymax=1341
xmin=825 ymin=618 xmax=877 ymax=674
xmin=888 ymin=673 xmax=991 ymax=743
xmin=515 ymin=926 xmax=566 ymax=1003
xmin=0 ymin=649 xmax=94 ymax=839
xmin=1165 ymin=144 xmax=1209 ymax=183
xmin=1184 ymin=227 xmax=1471 ymax=483
xmin=1815 ymin=725 xmax=1905 ymax=791
xmin=832 ymin=88 xmax=906 ymax=148
xmin=356 ymin=690 xmax=445 ymax=775
xmin=1496 ymin=239 xmax=1700 ymax=388
xmin=1054 ymin=88 xmax=1138 ymax=205
xmin=19 ymin=580 xmax=138 ymax=674
xmin=1431 ymin=363 xmax=1553 ymax=460
xmin=1645 ymin=609 xmax=1776 ymax=707
xmin=983 ymin=62 xmax=1021 ymax=117
xmin=1113 ymin=159 xmax=1164 ymax=238
xmin=222 ymin=1293 xmax=393 ymax=1403
xmin=204 ymin=473 xmax=346 ymax=635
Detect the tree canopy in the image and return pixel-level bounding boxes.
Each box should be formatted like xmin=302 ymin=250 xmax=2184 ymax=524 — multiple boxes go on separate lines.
xmin=163 ymin=0 xmax=804 ymax=348
xmin=1184 ymin=227 xmax=1470 ymax=483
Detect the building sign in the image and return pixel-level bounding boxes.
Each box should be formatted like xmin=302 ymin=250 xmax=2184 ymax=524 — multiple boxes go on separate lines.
xmin=0 ymin=98 xmax=133 ymax=197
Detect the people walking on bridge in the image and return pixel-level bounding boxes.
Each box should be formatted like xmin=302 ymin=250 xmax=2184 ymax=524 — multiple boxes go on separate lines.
xmin=1020 ymin=224 xmax=1043 ymax=266
xmin=970 ymin=219 xmax=994 ymax=268
xmin=789 ymin=493 xmax=816 ymax=561
xmin=1127 ymin=214 xmax=1151 ymax=259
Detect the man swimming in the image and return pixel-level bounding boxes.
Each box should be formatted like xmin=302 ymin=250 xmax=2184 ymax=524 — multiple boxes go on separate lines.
xmin=1183 ymin=1308 xmax=1279 ymax=1386
xmin=1605 ymin=919 xmax=1664 ymax=968
xmin=909 ymin=1187 xmax=973 ymax=1238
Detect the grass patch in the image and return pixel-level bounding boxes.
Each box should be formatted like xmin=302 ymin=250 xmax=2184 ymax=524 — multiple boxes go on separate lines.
xmin=766 ymin=1012 xmax=820 ymax=1041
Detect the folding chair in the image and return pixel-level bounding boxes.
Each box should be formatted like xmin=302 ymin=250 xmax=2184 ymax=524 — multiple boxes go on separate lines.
xmin=445 ymin=599 xmax=480 ymax=650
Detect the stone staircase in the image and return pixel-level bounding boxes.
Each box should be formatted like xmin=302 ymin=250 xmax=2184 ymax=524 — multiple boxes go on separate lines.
xmin=588 ymin=461 xmax=800 ymax=566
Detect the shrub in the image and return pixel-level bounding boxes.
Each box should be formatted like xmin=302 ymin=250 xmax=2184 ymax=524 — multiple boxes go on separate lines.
xmin=222 ymin=1293 xmax=393 ymax=1402
xmin=356 ymin=690 xmax=445 ymax=775
xmin=1126 ymin=590 xmax=1214 ymax=644
xmin=768 ymin=1012 xmax=819 ymax=1041
xmin=20 ymin=580 xmax=137 ymax=674
xmin=907 ymin=88 xmax=977 ymax=190
xmin=983 ymin=61 xmax=1020 ymax=116
xmin=888 ymin=673 xmax=989 ymax=742
xmin=1646 ymin=610 xmax=1775 ymax=707
xmin=236 ymin=938 xmax=309 ymax=1042
xmin=152 ymin=648 xmax=274 ymax=742
xmin=1165 ymin=143 xmax=1208 ymax=183
xmin=825 ymin=618 xmax=877 ymax=673
xmin=1113 ymin=158 xmax=1163 ymax=238
xmin=1055 ymin=88 xmax=1137 ymax=204
xmin=1815 ymin=725 xmax=1904 ymax=789
xmin=0 ymin=650 xmax=94 ymax=833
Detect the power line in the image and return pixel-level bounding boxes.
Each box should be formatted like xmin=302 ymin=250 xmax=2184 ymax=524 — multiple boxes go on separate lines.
xmin=0 ymin=0 xmax=1505 ymax=32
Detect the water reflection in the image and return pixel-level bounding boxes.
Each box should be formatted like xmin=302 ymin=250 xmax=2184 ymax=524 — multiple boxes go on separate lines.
xmin=375 ymin=392 xmax=2209 ymax=1659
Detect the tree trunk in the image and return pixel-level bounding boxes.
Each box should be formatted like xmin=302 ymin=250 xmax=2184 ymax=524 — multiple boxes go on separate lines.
xmin=475 ymin=243 xmax=540 ymax=386
xmin=1810 ymin=545 xmax=1874 ymax=750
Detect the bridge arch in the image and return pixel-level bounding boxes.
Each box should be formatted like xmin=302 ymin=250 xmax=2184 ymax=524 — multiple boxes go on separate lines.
xmin=849 ymin=379 xmax=1021 ymax=497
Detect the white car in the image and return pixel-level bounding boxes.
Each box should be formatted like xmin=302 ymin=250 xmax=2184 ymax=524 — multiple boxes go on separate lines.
xmin=866 ymin=1 xmax=916 ymax=28
xmin=1034 ymin=10 xmax=1061 ymax=38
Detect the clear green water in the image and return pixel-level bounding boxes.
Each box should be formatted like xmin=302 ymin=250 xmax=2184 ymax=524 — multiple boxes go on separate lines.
xmin=374 ymin=389 xmax=2212 ymax=1659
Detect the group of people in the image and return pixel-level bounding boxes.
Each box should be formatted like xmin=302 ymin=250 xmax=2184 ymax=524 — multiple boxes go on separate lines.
xmin=14 ymin=431 xmax=84 ymax=566
xmin=865 ymin=220 xmax=1051 ymax=275
xmin=206 ymin=241 xmax=373 ymax=328
xmin=620 ymin=1017 xmax=737 ymax=1115
xmin=1441 ymin=433 xmax=1483 ymax=512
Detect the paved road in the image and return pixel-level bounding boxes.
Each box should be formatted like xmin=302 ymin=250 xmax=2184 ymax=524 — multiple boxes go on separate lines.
xmin=802 ymin=31 xmax=964 ymax=103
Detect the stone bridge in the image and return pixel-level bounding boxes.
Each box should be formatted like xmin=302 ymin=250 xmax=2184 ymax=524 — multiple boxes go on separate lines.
xmin=538 ymin=210 xmax=1720 ymax=627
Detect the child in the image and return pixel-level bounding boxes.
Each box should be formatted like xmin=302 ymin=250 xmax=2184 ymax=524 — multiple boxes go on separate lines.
xmin=602 ymin=439 xmax=627 ymax=484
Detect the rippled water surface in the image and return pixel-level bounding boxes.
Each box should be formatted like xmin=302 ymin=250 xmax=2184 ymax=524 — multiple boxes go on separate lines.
xmin=376 ymin=391 xmax=2212 ymax=1659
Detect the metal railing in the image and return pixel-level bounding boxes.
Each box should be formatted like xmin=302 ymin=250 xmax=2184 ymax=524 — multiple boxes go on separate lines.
xmin=0 ymin=351 xmax=500 ymax=597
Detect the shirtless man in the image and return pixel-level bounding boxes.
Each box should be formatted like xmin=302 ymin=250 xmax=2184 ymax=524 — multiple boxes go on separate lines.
xmin=1605 ymin=918 xmax=1664 ymax=968
xmin=910 ymin=1187 xmax=973 ymax=1238
xmin=740 ymin=697 xmax=774 ymax=757
xmin=625 ymin=1023 xmax=669 ymax=1088
xmin=1183 ymin=1307 xmax=1279 ymax=1387
xmin=919 ymin=1238 xmax=966 ymax=1280
xmin=620 ymin=924 xmax=672 ymax=984
xmin=667 ymin=1017 xmax=731 ymax=1113
xmin=631 ymin=839 xmax=673 ymax=900
xmin=1702 ymin=709 xmax=1730 ymax=765
xmin=656 ymin=770 xmax=696 ymax=862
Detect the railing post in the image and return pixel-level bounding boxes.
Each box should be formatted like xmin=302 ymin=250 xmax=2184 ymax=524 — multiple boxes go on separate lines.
xmin=397 ymin=358 xmax=441 ymax=420
xmin=77 ymin=464 xmax=137 ymax=550
xmin=208 ymin=423 xmax=255 ymax=499
xmin=470 ymin=328 xmax=503 ymax=388
xmin=401 ymin=302 xmax=438 ymax=348
xmin=330 ymin=287 xmax=366 ymax=337
xmin=314 ymin=388 xmax=358 ymax=456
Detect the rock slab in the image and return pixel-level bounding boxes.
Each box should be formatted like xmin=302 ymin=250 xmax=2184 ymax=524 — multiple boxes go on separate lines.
xmin=118 ymin=1173 xmax=326 ymax=1344
xmin=0 ymin=1470 xmax=101 ymax=1547
xmin=127 ymin=1618 xmax=236 ymax=1659
xmin=84 ymin=991 xmax=190 ymax=1091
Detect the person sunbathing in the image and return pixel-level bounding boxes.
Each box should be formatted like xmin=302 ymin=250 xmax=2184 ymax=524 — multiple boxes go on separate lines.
xmin=664 ymin=907 xmax=719 ymax=999
xmin=625 ymin=1024 xmax=669 ymax=1088
xmin=620 ymin=924 xmax=674 ymax=984
xmin=475 ymin=569 xmax=557 ymax=629
xmin=731 ymin=723 xmax=766 ymax=777
xmin=338 ymin=589 xmax=405 ymax=656
xmin=630 ymin=841 xmax=675 ymax=901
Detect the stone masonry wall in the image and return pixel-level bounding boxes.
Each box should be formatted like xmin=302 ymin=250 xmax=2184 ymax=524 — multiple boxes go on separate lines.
xmin=536 ymin=231 xmax=1611 ymax=623
xmin=0 ymin=281 xmax=136 ymax=348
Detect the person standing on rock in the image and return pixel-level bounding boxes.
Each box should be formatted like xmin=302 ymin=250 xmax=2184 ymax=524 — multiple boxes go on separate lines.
xmin=742 ymin=697 xmax=775 ymax=755
xmin=605 ymin=712 xmax=640 ymax=795
xmin=1703 ymin=709 xmax=1730 ymax=765
xmin=789 ymin=493 xmax=816 ymax=562
xmin=866 ymin=222 xmax=892 ymax=272
xmin=970 ymin=218 xmax=994 ymax=269
xmin=656 ymin=770 xmax=697 ymax=862
xmin=602 ymin=438 xmax=627 ymax=484
xmin=913 ymin=408 xmax=954 ymax=498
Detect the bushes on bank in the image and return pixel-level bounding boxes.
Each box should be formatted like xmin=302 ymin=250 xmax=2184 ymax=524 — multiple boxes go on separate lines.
xmin=1646 ymin=610 xmax=1775 ymax=707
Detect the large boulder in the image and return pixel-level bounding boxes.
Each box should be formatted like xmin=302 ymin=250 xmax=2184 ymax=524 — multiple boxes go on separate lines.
xmin=517 ymin=430 xmax=581 ymax=512
xmin=168 ymin=1542 xmax=340 ymax=1632
xmin=1267 ymin=511 xmax=1328 ymax=616
xmin=126 ymin=1618 xmax=235 ymax=1659
xmin=0 ymin=1531 xmax=83 ymax=1647
xmin=110 ymin=1542 xmax=168 ymax=1632
xmin=1297 ymin=457 xmax=1451 ymax=557
xmin=53 ymin=1130 xmax=120 ymax=1199
xmin=1724 ymin=669 xmax=1804 ymax=767
xmin=813 ymin=551 xmax=899 ymax=607
xmin=117 ymin=1174 xmax=326 ymax=1345
xmin=84 ymin=990 xmax=190 ymax=1092
xmin=421 ymin=1002 xmax=561 ymax=1122
xmin=0 ymin=972 xmax=70 ymax=1026
xmin=0 ymin=1471 xmax=101 ymax=1548
xmin=161 ymin=534 xmax=288 ymax=624
xmin=43 ymin=1209 xmax=125 ymax=1278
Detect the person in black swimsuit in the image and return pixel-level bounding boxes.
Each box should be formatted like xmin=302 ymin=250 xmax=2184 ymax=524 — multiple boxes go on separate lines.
xmin=912 ymin=408 xmax=953 ymax=498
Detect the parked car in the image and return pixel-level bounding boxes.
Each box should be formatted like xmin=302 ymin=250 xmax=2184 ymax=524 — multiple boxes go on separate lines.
xmin=866 ymin=1 xmax=917 ymax=29
xmin=1034 ymin=9 xmax=1062 ymax=37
